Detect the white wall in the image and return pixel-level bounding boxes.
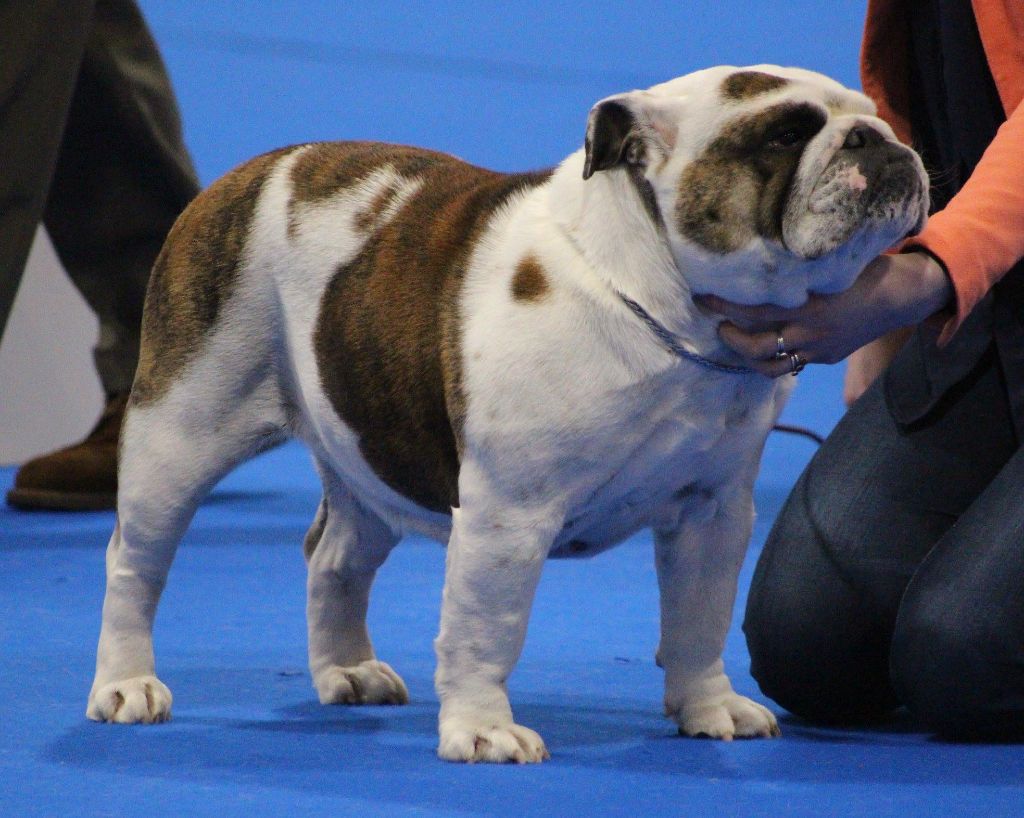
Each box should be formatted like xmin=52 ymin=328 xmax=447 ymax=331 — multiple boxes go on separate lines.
xmin=0 ymin=228 xmax=104 ymax=466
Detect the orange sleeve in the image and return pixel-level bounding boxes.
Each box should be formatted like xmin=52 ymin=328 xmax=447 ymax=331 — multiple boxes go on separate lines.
xmin=901 ymin=100 xmax=1024 ymax=344
xmin=860 ymin=0 xmax=912 ymax=144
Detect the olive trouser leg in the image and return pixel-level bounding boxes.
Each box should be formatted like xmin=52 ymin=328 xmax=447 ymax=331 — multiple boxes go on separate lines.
xmin=0 ymin=0 xmax=199 ymax=394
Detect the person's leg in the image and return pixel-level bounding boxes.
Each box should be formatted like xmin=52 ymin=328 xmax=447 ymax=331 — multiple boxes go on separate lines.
xmin=890 ymin=442 xmax=1024 ymax=739
xmin=43 ymin=0 xmax=199 ymax=396
xmin=8 ymin=0 xmax=200 ymax=511
xmin=744 ymin=342 xmax=1017 ymax=724
xmin=0 ymin=0 xmax=95 ymax=344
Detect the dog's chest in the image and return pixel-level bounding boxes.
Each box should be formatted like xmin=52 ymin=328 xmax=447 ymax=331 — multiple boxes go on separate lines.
xmin=544 ymin=370 xmax=778 ymax=557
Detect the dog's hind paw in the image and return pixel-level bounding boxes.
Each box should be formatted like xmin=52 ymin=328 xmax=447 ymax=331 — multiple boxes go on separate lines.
xmin=315 ymin=660 xmax=409 ymax=705
xmin=673 ymin=692 xmax=780 ymax=740
xmin=438 ymin=718 xmax=550 ymax=764
xmin=87 ymin=675 xmax=172 ymax=724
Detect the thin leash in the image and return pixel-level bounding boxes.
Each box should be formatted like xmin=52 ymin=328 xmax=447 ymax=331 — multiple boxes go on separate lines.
xmin=771 ymin=422 xmax=825 ymax=446
xmin=615 ymin=291 xmax=755 ymax=375
xmin=615 ymin=290 xmax=824 ymax=445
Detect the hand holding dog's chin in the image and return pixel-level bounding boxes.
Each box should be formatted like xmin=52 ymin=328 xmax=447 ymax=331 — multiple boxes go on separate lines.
xmin=699 ymin=251 xmax=954 ymax=378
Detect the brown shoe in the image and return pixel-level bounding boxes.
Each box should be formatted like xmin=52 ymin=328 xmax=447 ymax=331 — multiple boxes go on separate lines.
xmin=6 ymin=393 xmax=128 ymax=511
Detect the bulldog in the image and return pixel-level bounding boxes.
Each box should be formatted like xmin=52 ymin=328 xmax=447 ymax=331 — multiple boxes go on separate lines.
xmin=86 ymin=65 xmax=928 ymax=763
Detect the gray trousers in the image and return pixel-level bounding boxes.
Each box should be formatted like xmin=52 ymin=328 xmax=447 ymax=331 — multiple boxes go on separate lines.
xmin=0 ymin=0 xmax=199 ymax=395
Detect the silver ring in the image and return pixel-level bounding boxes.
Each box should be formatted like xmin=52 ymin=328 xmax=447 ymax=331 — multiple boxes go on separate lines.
xmin=789 ymin=352 xmax=806 ymax=375
xmin=775 ymin=335 xmax=787 ymax=359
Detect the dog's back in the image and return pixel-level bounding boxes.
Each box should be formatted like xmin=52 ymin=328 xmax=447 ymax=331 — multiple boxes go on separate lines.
xmin=131 ymin=142 xmax=551 ymax=510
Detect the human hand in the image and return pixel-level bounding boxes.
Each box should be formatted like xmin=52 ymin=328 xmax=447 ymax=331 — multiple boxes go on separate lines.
xmin=694 ymin=252 xmax=954 ymax=378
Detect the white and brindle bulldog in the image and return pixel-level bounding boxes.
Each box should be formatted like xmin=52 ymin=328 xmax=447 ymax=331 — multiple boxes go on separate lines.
xmin=87 ymin=65 xmax=928 ymax=762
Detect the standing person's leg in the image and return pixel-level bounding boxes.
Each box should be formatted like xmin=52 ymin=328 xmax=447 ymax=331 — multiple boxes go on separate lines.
xmin=0 ymin=0 xmax=96 ymax=343
xmin=44 ymin=0 xmax=200 ymax=398
xmin=743 ymin=337 xmax=1017 ymax=725
xmin=8 ymin=0 xmax=200 ymax=511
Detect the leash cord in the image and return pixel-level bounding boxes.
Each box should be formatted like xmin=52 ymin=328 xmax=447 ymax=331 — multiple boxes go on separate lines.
xmin=615 ymin=291 xmax=755 ymax=375
xmin=771 ymin=422 xmax=825 ymax=445
xmin=613 ymin=290 xmax=825 ymax=445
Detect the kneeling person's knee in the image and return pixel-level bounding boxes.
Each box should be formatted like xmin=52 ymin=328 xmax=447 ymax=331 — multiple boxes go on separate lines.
xmin=892 ymin=597 xmax=1024 ymax=739
xmin=744 ymin=488 xmax=898 ymax=724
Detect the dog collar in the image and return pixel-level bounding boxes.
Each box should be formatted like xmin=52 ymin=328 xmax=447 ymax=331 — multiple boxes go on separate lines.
xmin=615 ymin=291 xmax=754 ymax=375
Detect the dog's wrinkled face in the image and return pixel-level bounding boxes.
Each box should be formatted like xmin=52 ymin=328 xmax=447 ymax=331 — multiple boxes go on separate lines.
xmin=583 ymin=65 xmax=929 ymax=306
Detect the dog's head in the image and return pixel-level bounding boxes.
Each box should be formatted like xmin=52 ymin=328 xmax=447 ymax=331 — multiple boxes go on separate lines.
xmin=583 ymin=65 xmax=929 ymax=306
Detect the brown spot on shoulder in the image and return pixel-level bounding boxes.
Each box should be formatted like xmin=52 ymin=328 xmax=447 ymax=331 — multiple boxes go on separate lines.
xmin=132 ymin=146 xmax=297 ymax=406
xmin=721 ymin=71 xmax=790 ymax=101
xmin=511 ymin=255 xmax=550 ymax=302
xmin=315 ymin=147 xmax=552 ymax=513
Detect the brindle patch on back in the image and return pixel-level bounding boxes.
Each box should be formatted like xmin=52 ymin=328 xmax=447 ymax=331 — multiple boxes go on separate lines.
xmin=354 ymin=183 xmax=402 ymax=233
xmin=132 ymin=147 xmax=296 ymax=406
xmin=675 ymin=102 xmax=827 ymax=252
xmin=314 ymin=144 xmax=552 ymax=513
xmin=721 ymin=71 xmax=790 ymax=101
xmin=511 ymin=254 xmax=550 ymax=302
xmin=287 ymin=142 xmax=442 ymax=237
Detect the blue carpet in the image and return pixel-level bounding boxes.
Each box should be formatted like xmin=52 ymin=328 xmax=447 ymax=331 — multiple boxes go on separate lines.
xmin=4 ymin=422 xmax=1024 ymax=817
xmin=3 ymin=1 xmax=1023 ymax=815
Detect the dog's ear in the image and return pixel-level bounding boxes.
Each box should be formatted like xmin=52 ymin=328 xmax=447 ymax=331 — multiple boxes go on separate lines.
xmin=583 ymin=92 xmax=678 ymax=180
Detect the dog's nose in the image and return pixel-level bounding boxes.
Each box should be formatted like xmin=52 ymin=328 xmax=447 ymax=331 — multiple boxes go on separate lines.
xmin=842 ymin=125 xmax=884 ymax=150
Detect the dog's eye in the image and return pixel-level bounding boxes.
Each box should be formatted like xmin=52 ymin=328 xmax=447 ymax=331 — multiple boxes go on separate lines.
xmin=766 ymin=128 xmax=806 ymax=149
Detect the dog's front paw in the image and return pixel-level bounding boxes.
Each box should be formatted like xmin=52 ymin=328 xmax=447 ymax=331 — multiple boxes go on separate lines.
xmin=87 ymin=675 xmax=172 ymax=724
xmin=314 ymin=660 xmax=409 ymax=705
xmin=672 ymin=693 xmax=780 ymax=740
xmin=438 ymin=717 xmax=550 ymax=764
